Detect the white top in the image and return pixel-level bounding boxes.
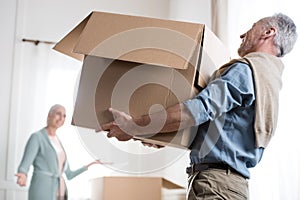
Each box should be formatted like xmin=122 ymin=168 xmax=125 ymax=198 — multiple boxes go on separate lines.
xmin=49 ymin=135 xmax=67 ymax=199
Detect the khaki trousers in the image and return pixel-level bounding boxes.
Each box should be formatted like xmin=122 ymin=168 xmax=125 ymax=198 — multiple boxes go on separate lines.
xmin=187 ymin=168 xmax=248 ymax=200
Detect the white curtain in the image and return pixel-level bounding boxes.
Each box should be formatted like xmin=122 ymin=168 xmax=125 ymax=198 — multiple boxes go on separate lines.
xmin=212 ymin=0 xmax=300 ymax=199
xmin=211 ymin=0 xmax=228 ymax=46
xmin=15 ymin=41 xmax=107 ymax=199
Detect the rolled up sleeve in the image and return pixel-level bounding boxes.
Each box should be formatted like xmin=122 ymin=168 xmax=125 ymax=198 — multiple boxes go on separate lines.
xmin=183 ymin=62 xmax=255 ymax=126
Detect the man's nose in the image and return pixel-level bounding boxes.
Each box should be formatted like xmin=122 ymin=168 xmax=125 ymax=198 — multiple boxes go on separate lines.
xmin=240 ymin=33 xmax=246 ymax=39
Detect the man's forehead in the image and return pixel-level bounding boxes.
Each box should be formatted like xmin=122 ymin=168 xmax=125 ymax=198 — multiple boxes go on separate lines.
xmin=252 ymin=18 xmax=267 ymax=27
xmin=258 ymin=17 xmax=270 ymax=24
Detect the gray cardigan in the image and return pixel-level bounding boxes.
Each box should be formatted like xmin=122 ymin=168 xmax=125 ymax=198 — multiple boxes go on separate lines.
xmin=17 ymin=128 xmax=87 ymax=200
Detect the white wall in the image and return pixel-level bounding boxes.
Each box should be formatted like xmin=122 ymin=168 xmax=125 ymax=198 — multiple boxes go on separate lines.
xmin=169 ymin=0 xmax=211 ymax=26
xmin=0 ymin=0 xmax=21 ymax=199
xmin=23 ymin=0 xmax=171 ymax=42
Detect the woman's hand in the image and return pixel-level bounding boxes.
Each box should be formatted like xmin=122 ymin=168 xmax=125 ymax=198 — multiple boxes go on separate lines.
xmin=86 ymin=159 xmax=113 ymax=169
xmin=15 ymin=173 xmax=27 ymax=187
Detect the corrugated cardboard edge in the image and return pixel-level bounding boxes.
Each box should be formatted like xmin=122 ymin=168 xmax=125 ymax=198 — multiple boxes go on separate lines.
xmin=100 ymin=176 xmax=184 ymax=189
xmin=197 ymin=26 xmax=231 ymax=87
xmin=162 ymin=178 xmax=185 ymax=189
xmin=133 ymin=132 xmax=190 ymax=149
xmin=55 ymin=11 xmax=204 ymax=71
xmin=53 ymin=13 xmax=92 ymax=61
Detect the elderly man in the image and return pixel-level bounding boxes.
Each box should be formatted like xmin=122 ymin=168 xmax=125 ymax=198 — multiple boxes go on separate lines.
xmin=101 ymin=13 xmax=297 ymax=199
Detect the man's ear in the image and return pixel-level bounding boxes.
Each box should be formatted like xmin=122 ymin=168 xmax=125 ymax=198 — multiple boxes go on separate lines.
xmin=262 ymin=27 xmax=276 ymax=39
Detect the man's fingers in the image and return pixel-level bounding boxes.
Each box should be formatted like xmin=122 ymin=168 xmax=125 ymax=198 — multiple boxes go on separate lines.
xmin=141 ymin=141 xmax=151 ymax=147
xmin=95 ymin=127 xmax=103 ymax=132
xmin=108 ymin=107 xmax=120 ymax=118
xmin=108 ymin=107 xmax=131 ymax=122
xmin=141 ymin=141 xmax=164 ymax=149
xmin=108 ymin=107 xmax=119 ymax=115
xmin=107 ymin=132 xmax=113 ymax=138
xmin=101 ymin=122 xmax=114 ymax=131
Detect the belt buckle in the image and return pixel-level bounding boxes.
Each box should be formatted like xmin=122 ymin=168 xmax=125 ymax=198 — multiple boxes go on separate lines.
xmin=186 ymin=164 xmax=195 ymax=174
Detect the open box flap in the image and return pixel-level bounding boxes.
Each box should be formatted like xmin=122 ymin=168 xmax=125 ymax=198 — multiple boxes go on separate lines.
xmin=53 ymin=13 xmax=92 ymax=61
xmin=54 ymin=11 xmax=204 ymax=70
xmin=197 ymin=27 xmax=231 ymax=87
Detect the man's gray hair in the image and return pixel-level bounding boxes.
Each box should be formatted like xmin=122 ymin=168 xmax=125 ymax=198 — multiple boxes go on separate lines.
xmin=267 ymin=13 xmax=297 ymax=57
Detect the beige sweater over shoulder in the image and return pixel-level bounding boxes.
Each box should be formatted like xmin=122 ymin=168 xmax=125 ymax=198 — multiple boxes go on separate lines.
xmin=216 ymin=52 xmax=284 ymax=148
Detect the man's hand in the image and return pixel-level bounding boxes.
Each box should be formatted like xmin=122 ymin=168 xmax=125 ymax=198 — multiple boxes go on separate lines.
xmin=101 ymin=108 xmax=135 ymax=141
xmin=141 ymin=141 xmax=165 ymax=149
xmin=99 ymin=103 xmax=194 ymax=142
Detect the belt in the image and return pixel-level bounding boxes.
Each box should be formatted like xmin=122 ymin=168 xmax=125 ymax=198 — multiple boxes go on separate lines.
xmin=33 ymin=170 xmax=60 ymax=178
xmin=186 ymin=163 xmax=246 ymax=179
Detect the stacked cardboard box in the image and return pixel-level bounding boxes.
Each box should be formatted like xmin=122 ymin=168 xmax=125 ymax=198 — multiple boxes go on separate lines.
xmin=90 ymin=176 xmax=185 ymax=200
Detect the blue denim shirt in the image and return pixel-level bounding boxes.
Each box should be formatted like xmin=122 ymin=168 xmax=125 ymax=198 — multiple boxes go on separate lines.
xmin=183 ymin=62 xmax=264 ymax=178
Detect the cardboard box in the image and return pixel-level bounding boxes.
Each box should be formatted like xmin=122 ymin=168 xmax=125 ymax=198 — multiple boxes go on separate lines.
xmin=90 ymin=176 xmax=185 ymax=200
xmin=53 ymin=11 xmax=230 ymax=148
